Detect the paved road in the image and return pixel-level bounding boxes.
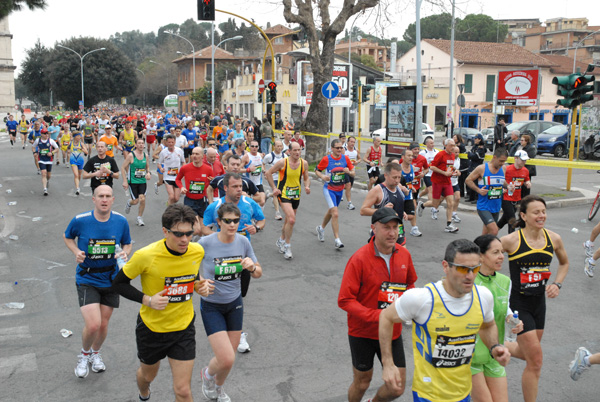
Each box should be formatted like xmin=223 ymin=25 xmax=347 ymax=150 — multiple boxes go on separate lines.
xmin=1 ymin=133 xmax=600 ymax=401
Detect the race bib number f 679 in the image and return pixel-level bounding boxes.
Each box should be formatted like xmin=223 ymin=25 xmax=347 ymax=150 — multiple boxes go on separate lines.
xmin=378 ymin=282 xmax=407 ymax=309
xmin=432 ymin=334 xmax=476 ymax=368
xmin=163 ymin=274 xmax=195 ymax=303
xmin=214 ymin=256 xmax=243 ymax=281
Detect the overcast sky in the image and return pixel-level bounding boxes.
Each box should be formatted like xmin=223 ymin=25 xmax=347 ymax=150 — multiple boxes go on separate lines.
xmin=8 ymin=0 xmax=582 ymax=76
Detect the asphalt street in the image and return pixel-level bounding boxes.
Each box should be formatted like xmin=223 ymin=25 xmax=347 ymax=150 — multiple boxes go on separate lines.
xmin=1 ymin=132 xmax=600 ymax=401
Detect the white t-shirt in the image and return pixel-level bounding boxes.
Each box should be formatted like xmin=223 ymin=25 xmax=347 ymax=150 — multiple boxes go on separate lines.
xmin=263 ymin=151 xmax=287 ymax=180
xmin=345 ymin=148 xmax=359 ymax=164
xmin=451 ymin=158 xmax=461 ymax=186
xmin=420 ymin=148 xmax=438 ymax=177
xmin=96 ymin=119 xmax=110 ymax=135
xmin=175 ymin=135 xmax=188 ymax=150
xmin=158 ymin=147 xmax=185 ymax=181
xmin=394 ymin=280 xmax=494 ymax=325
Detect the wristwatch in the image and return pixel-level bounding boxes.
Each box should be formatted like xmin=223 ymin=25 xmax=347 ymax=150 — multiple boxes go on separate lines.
xmin=253 ymin=224 xmax=261 ymax=232
xmin=553 ymin=282 xmax=562 ymax=289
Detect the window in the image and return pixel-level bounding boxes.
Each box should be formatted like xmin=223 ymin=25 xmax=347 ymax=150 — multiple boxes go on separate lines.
xmin=206 ymin=64 xmax=213 ymax=80
xmin=274 ymin=37 xmax=283 ymax=45
xmin=485 ymin=75 xmax=495 ymax=102
xmin=464 ymin=74 xmax=473 ymax=93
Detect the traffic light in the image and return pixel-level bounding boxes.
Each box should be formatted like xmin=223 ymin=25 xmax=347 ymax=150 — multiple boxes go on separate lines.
xmin=269 ymin=88 xmax=277 ymax=103
xmin=553 ymin=74 xmax=582 ymax=109
xmin=362 ymin=84 xmax=374 ymax=103
xmin=351 ymin=82 xmax=359 ymax=104
xmin=198 ymin=0 xmax=215 ymax=21
xmin=574 ymin=65 xmax=596 ymax=105
xmin=258 ymin=91 xmax=263 ymax=103
xmin=206 ymin=90 xmax=212 ymax=104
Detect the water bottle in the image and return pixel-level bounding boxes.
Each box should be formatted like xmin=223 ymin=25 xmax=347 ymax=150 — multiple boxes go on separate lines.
xmin=508 ymin=183 xmax=514 ymax=197
xmin=505 ymin=311 xmax=519 ymax=342
xmin=115 ymin=245 xmax=126 ymax=269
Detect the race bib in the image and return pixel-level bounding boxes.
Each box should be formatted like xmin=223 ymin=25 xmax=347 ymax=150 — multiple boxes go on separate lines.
xmin=167 ymin=167 xmax=179 ymax=176
xmin=87 ymin=239 xmax=116 ymax=260
xmin=107 ymin=144 xmax=113 ymax=151
xmin=519 ymin=266 xmax=551 ymax=292
xmin=163 ymin=274 xmax=195 ymax=303
xmin=285 ymin=186 xmax=300 ymax=200
xmin=398 ymin=223 xmax=405 ymax=237
xmin=214 ymin=256 xmax=243 ymax=281
xmin=134 ymin=168 xmax=146 ymax=178
xmin=372 ymin=159 xmax=380 ymax=166
xmin=126 ymin=140 xmax=133 ymax=147
xmin=189 ymin=180 xmax=205 ymax=194
xmin=487 ymin=186 xmax=503 ymax=200
xmin=251 ymin=166 xmax=262 ymax=176
xmin=378 ymin=281 xmax=407 ymax=309
xmin=432 ymin=335 xmax=476 ymax=368
xmin=513 ymin=178 xmax=524 ymax=189
xmin=40 ymin=148 xmax=50 ymax=156
xmin=331 ymin=172 xmax=345 ymax=184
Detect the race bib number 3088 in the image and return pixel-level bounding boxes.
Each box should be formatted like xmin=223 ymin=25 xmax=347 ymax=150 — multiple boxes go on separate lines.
xmin=163 ymin=274 xmax=195 ymax=303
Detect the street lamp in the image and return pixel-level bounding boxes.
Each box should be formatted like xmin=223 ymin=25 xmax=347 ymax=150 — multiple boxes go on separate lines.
xmin=212 ymin=35 xmax=243 ymax=112
xmin=166 ymin=31 xmax=196 ymax=95
xmin=136 ymin=69 xmax=145 ymax=106
xmin=56 ymin=45 xmax=106 ymax=110
xmin=149 ymin=60 xmax=169 ymax=95
xmin=573 ymin=29 xmax=600 ymax=73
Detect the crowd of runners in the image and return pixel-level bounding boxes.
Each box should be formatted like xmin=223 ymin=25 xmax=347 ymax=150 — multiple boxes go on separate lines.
xmin=4 ymin=107 xmax=598 ymax=401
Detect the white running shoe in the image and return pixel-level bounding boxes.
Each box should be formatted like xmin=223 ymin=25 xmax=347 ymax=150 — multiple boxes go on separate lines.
xmin=74 ymin=354 xmax=90 ymax=378
xmin=585 ymin=258 xmax=595 ymax=278
xmin=137 ymin=216 xmax=145 ymax=226
xmin=417 ymin=201 xmax=424 ymax=217
xmin=202 ymin=367 xmax=218 ymax=399
xmin=237 ymin=332 xmax=250 ymax=353
xmin=275 ymin=211 xmax=283 ymax=220
xmin=75 ymin=187 xmax=80 ymax=195
xmin=43 ymin=188 xmax=48 ymax=196
xmin=347 ymin=201 xmax=356 ymax=210
xmin=284 ymin=244 xmax=293 ymax=259
xmin=570 ymin=347 xmax=591 ymax=381
xmin=154 ymin=183 xmax=159 ymax=195
xmin=583 ymin=241 xmax=594 ymax=258
xmin=431 ymin=208 xmax=438 ymax=220
xmin=125 ymin=202 xmax=131 ymax=214
xmin=410 ymin=227 xmax=423 ymax=237
xmin=276 ymin=238 xmax=285 ymax=253
xmin=217 ymin=386 xmax=232 ymax=402
xmin=452 ymin=214 xmax=461 ymax=223
xmin=334 ymin=238 xmax=344 ymax=248
xmin=90 ymin=352 xmax=106 ymax=373
xmin=445 ymin=223 xmax=459 ymax=233
xmin=316 ymin=225 xmax=325 ymax=242
xmin=266 ymin=190 xmax=272 ymax=199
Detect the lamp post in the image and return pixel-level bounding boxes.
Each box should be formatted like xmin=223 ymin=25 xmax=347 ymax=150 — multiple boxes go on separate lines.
xmin=149 ymin=60 xmax=169 ymax=95
xmin=573 ymin=29 xmax=600 ymax=73
xmin=347 ymin=17 xmax=359 ymax=135
xmin=212 ymin=35 xmax=243 ymax=112
xmin=136 ymin=69 xmax=145 ymax=106
xmin=166 ymin=31 xmax=195 ymax=94
xmin=56 ymin=45 xmax=105 ymax=110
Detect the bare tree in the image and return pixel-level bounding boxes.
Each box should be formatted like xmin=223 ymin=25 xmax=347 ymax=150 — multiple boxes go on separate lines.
xmin=283 ymin=0 xmax=379 ymax=161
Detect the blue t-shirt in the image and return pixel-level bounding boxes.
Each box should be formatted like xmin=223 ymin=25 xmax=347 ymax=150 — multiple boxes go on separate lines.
xmin=28 ymin=129 xmax=41 ymax=141
xmin=6 ymin=120 xmax=17 ymax=132
xmin=182 ymin=128 xmax=196 ymax=149
xmin=203 ymin=196 xmax=265 ymax=242
xmin=156 ymin=122 xmax=166 ymax=134
xmin=48 ymin=125 xmax=60 ymax=141
xmin=65 ymin=210 xmax=131 ymax=287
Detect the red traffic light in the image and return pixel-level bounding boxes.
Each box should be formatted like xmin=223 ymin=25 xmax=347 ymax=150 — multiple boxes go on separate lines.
xmin=267 ymin=82 xmax=277 ymax=91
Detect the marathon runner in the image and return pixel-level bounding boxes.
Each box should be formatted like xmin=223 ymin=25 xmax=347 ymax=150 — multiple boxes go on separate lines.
xmin=263 ymin=140 xmax=287 ymax=220
xmin=418 ymin=137 xmax=438 ymax=204
xmin=82 ymin=141 xmax=120 ymax=193
xmin=344 ymin=136 xmax=361 ymax=211
xmin=6 ymin=114 xmax=17 ymax=148
xmin=122 ymin=138 xmax=151 ymax=227
xmin=158 ymin=134 xmax=186 ymax=206
xmin=68 ymin=132 xmax=88 ymax=195
xmin=32 ymin=129 xmax=59 ymax=196
xmin=364 ymin=137 xmax=382 ymax=191
xmin=120 ymin=121 xmax=137 ymax=161
xmin=176 ymin=147 xmax=213 ymax=236
xmin=59 ymin=126 xmax=72 ymax=166
xmin=243 ymin=139 xmax=266 ymax=207
xmin=497 ymin=150 xmax=531 ymax=235
xmin=18 ymin=114 xmax=29 ymax=149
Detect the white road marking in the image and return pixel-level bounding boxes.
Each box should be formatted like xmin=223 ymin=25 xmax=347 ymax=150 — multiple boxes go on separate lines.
xmin=0 ymin=353 xmax=37 ymax=377
xmin=0 ymin=326 xmax=31 ymax=342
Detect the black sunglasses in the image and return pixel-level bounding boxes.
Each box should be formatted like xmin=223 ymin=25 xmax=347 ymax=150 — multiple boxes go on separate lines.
xmin=167 ymin=229 xmax=194 ymax=238
xmin=220 ymin=217 xmax=240 ymax=224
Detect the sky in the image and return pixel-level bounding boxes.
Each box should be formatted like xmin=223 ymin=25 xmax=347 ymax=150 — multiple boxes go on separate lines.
xmin=7 ymin=0 xmax=585 ymax=77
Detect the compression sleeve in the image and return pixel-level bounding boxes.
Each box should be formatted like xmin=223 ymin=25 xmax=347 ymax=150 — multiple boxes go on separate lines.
xmin=112 ymin=269 xmax=144 ymax=304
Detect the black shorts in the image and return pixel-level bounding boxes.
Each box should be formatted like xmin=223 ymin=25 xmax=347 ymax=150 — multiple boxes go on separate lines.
xmin=84 ymin=137 xmax=94 ymax=144
xmin=184 ymin=148 xmax=193 ymax=158
xmin=77 ymin=284 xmax=120 ymax=308
xmin=423 ymin=176 xmax=432 ymax=188
xmin=368 ymin=167 xmax=381 ymax=179
xmin=349 ymin=334 xmax=405 ymax=372
xmin=404 ymin=199 xmax=415 ymax=216
xmin=164 ymin=179 xmax=177 ymax=187
xmin=256 ymin=184 xmax=265 ymax=193
xmin=279 ymin=196 xmax=300 ymax=210
xmin=184 ymin=196 xmax=208 ymax=218
xmin=128 ymin=183 xmax=147 ymax=200
xmin=38 ymin=163 xmax=53 ymax=172
xmin=9 ymin=129 xmax=16 ymax=137
xmin=345 ymin=174 xmax=355 ymax=186
xmin=510 ymin=294 xmax=546 ymax=334
xmin=136 ymin=314 xmax=196 ymax=365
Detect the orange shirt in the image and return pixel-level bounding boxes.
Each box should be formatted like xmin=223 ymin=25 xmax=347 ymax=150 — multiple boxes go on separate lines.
xmin=99 ymin=135 xmax=120 ymax=158
xmin=212 ymin=126 xmax=223 ymax=139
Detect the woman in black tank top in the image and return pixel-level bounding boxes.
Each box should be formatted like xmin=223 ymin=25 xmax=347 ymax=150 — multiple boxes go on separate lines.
xmin=500 ymin=195 xmax=569 ymax=402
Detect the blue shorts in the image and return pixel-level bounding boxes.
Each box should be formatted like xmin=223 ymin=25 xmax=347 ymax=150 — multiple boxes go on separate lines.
xmin=423 ymin=176 xmax=432 ymax=188
xmin=323 ymin=185 xmax=343 ymax=209
xmin=124 ymin=146 xmax=133 ymax=152
xmin=184 ymin=196 xmax=208 ymax=218
xmin=70 ymin=155 xmax=85 ymax=170
xmin=157 ymin=163 xmax=164 ymax=174
xmin=200 ymin=295 xmax=243 ymax=336
xmin=413 ymin=391 xmax=471 ymax=402
xmin=38 ymin=162 xmax=52 ymax=172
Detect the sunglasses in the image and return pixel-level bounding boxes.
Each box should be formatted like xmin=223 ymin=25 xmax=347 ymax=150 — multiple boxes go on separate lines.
xmin=250 ymin=145 xmax=259 ymax=148
xmin=167 ymin=229 xmax=194 ymax=238
xmin=449 ymin=263 xmax=481 ymax=275
xmin=333 ymin=146 xmax=344 ymax=149
xmin=220 ymin=217 xmax=240 ymax=224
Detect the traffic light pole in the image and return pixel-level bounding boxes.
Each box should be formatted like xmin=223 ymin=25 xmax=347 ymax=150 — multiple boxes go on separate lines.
xmin=566 ymin=113 xmax=577 ymax=191
xmin=357 ymin=84 xmax=362 ymax=154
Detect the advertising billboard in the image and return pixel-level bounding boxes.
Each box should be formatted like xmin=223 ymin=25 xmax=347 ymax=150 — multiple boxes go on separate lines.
xmin=386 ymin=86 xmax=416 ymax=156
xmin=497 ymin=69 xmax=539 ymax=106
xmin=374 ymin=82 xmax=401 ymax=110
xmin=164 ymin=94 xmax=178 ymax=111
xmin=297 ymin=61 xmax=351 ymax=107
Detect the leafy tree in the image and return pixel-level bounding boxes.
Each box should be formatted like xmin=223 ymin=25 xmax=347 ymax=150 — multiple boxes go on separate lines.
xmin=455 ymin=14 xmax=508 ymax=43
xmin=45 ymin=37 xmax=139 ymax=109
xmin=18 ymin=39 xmax=50 ymax=106
xmin=0 ymin=0 xmax=46 ymax=19
xmin=403 ymin=13 xmax=452 ymax=45
xmin=360 ymin=54 xmax=379 ymax=70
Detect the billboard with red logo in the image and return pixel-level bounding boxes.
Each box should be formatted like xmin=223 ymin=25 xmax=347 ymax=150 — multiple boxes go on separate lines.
xmin=497 ymin=69 xmax=539 ymax=106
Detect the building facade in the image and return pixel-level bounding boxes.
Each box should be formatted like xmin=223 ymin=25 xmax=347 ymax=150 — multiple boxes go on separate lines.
xmin=0 ymin=17 xmax=16 ymax=113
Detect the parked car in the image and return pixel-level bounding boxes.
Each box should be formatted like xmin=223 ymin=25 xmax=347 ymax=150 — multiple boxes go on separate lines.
xmin=371 ymin=123 xmax=435 ymax=142
xmin=481 ymin=127 xmax=495 ymax=150
xmin=505 ymin=120 xmax=562 ymax=145
xmin=536 ymin=124 xmax=578 ymax=157
xmin=452 ymin=127 xmax=481 ymax=145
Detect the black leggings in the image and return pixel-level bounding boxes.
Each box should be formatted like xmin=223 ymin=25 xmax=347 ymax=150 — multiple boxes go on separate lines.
xmin=498 ymin=200 xmax=518 ymax=233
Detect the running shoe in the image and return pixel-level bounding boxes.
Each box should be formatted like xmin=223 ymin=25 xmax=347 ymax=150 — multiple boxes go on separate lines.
xmin=431 ymin=208 xmax=438 ymax=220
xmin=139 ymin=387 xmax=151 ymax=401
xmin=202 ymin=367 xmax=218 ymax=399
xmin=137 ymin=216 xmax=145 ymax=226
xmin=125 ymin=202 xmax=131 ymax=214
xmin=452 ymin=214 xmax=461 ymax=223
xmin=584 ymin=241 xmax=594 ymax=258
xmin=347 ymin=201 xmax=356 ymax=210
xmin=275 ymin=211 xmax=283 ymax=220
xmin=316 ymin=225 xmax=325 ymax=242
xmin=276 ymin=238 xmax=285 ymax=254
xmin=444 ymin=223 xmax=459 ymax=233
xmin=74 ymin=353 xmax=90 ymax=378
xmin=43 ymin=188 xmax=48 ymax=196
xmin=334 ymin=238 xmax=344 ymax=248
xmin=75 ymin=187 xmax=80 ymax=196
xmin=266 ymin=190 xmax=272 ymax=199
xmin=585 ymin=258 xmax=595 ymax=278
xmin=217 ymin=387 xmax=231 ymax=402
xmin=237 ymin=332 xmax=250 ymax=353
xmin=417 ymin=201 xmax=424 ymax=217
xmin=56 ymin=160 xmax=60 ymax=166
xmin=410 ymin=227 xmax=422 ymax=237
xmin=90 ymin=351 xmax=106 ymax=373
xmin=284 ymin=244 xmax=293 ymax=259
xmin=570 ymin=347 xmax=591 ymax=381
xmin=154 ymin=183 xmax=159 ymax=195
xmin=66 ymin=163 xmax=70 ymax=168
xmin=37 ymin=169 xmax=41 ymax=175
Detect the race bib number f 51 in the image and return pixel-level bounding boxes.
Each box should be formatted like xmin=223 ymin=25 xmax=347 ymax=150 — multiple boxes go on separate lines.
xmin=163 ymin=274 xmax=195 ymax=303
xmin=87 ymin=239 xmax=116 ymax=260
xmin=432 ymin=334 xmax=476 ymax=368
xmin=519 ymin=266 xmax=551 ymax=291
xmin=378 ymin=281 xmax=407 ymax=309
xmin=214 ymin=256 xmax=243 ymax=281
